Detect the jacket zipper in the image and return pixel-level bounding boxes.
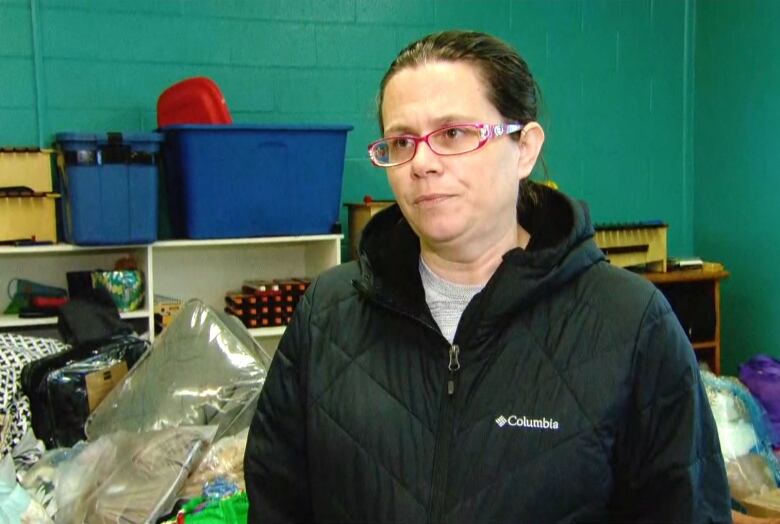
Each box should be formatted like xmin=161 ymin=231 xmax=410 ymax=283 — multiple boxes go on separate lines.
xmin=353 ymin=281 xmax=463 ymax=522
xmin=447 ymin=344 xmax=460 ymax=395
xmin=428 ymin=343 xmax=460 ymax=523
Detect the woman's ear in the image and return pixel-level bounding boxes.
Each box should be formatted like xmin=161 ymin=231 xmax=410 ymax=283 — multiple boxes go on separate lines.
xmin=516 ymin=122 xmax=545 ymax=180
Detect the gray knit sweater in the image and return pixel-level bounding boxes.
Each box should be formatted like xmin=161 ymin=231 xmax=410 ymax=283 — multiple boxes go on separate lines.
xmin=419 ymin=256 xmax=485 ymax=343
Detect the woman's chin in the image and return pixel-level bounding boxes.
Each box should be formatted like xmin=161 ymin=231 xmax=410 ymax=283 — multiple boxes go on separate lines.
xmin=416 ymin=224 xmax=467 ymax=247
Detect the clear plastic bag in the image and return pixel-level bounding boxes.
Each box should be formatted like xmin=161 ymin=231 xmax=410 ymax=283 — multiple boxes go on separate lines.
xmin=84 ymin=299 xmax=271 ymax=441
xmin=1 ymin=452 xmax=53 ymax=524
xmin=179 ymin=428 xmax=249 ymax=499
xmin=53 ymin=426 xmax=215 ymax=524
xmin=702 ymin=370 xmax=780 ymax=502
xmin=40 ymin=337 xmax=148 ymax=447
xmin=19 ymin=444 xmax=81 ymax=519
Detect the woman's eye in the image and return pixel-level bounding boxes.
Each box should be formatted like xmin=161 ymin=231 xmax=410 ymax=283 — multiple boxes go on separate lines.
xmin=445 ymin=127 xmax=464 ymax=139
xmin=394 ymin=138 xmax=413 ymax=149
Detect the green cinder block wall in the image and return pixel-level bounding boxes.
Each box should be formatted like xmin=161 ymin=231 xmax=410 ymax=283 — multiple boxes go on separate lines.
xmin=24 ymin=0 xmax=776 ymax=370
xmin=694 ymin=0 xmax=780 ymax=375
xmin=0 ymin=0 xmax=694 ymax=257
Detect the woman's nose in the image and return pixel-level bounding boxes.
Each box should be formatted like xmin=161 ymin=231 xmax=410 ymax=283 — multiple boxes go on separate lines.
xmin=410 ymin=139 xmax=443 ymax=178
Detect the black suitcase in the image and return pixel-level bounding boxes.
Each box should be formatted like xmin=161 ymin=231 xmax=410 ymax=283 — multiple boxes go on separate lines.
xmin=20 ymin=336 xmax=149 ymax=448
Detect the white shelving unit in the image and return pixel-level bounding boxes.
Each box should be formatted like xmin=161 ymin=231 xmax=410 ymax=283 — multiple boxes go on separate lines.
xmin=152 ymin=234 xmax=340 ymax=350
xmin=0 ymin=234 xmax=341 ymax=350
xmin=0 ymin=243 xmax=152 ymax=331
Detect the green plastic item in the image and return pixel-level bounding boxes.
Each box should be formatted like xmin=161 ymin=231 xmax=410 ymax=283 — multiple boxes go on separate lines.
xmin=179 ymin=491 xmax=248 ymax=524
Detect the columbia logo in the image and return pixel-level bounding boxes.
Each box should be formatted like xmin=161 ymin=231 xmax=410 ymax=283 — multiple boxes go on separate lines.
xmin=495 ymin=414 xmax=560 ymax=430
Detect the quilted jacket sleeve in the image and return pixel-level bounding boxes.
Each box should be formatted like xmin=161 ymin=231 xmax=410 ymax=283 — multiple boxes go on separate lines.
xmin=608 ymin=290 xmax=732 ymax=523
xmin=245 ymin=291 xmax=313 ymax=523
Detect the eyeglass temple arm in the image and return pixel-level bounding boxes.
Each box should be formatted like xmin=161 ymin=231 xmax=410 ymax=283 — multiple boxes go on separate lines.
xmin=491 ymin=123 xmax=524 ymax=137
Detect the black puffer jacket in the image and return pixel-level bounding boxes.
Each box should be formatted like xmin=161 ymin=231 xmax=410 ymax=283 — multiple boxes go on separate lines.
xmin=245 ymin=186 xmax=731 ymax=523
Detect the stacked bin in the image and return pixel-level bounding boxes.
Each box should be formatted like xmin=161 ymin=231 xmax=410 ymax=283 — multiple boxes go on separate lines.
xmin=56 ymin=133 xmax=162 ymax=245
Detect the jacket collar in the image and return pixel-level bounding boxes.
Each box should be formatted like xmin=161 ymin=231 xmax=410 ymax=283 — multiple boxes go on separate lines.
xmin=355 ymin=185 xmax=605 ymax=344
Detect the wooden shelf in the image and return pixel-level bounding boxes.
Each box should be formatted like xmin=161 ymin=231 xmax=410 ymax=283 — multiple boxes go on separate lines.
xmin=641 ymin=263 xmax=728 ymax=375
xmin=0 ymin=235 xmax=341 ymax=254
xmin=0 ymin=314 xmax=58 ymax=328
xmin=153 ymin=234 xmax=341 ymax=249
xmin=248 ymin=326 xmax=287 ymax=338
xmin=0 ymin=243 xmax=146 ymax=255
xmin=642 ymin=265 xmax=729 ymax=284
xmin=0 ymin=308 xmax=151 ymax=328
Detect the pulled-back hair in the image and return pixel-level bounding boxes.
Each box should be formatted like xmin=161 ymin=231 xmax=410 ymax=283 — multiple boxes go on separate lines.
xmin=377 ymin=30 xmax=540 ymax=133
xmin=377 ymin=30 xmax=546 ymax=206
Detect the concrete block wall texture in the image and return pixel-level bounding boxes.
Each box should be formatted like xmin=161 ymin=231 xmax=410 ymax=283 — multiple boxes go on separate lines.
xmin=4 ymin=0 xmax=776 ymax=374
xmin=694 ymin=0 xmax=780 ymax=374
xmin=0 ymin=0 xmax=693 ymax=255
xmin=0 ymin=1 xmax=38 ymax=141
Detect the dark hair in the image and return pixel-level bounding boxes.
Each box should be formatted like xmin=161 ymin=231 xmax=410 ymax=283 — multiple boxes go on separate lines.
xmin=378 ymin=30 xmax=539 ymax=130
xmin=377 ymin=30 xmax=547 ymax=206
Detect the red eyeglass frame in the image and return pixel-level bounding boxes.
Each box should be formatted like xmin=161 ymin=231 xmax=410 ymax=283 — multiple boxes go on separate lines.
xmin=367 ymin=122 xmax=524 ymax=167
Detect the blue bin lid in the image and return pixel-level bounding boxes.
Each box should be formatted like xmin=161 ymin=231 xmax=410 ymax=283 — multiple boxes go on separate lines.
xmin=56 ymin=132 xmax=165 ymax=145
xmin=158 ymin=124 xmax=353 ymax=132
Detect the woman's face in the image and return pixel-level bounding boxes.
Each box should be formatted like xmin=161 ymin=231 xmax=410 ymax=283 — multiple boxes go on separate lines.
xmin=381 ymin=60 xmax=534 ymax=254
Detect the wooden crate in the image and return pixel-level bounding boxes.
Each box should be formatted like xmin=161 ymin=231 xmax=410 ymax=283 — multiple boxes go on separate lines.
xmin=594 ymin=223 xmax=668 ymax=272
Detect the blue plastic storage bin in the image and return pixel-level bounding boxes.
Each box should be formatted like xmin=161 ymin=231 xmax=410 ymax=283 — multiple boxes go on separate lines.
xmin=160 ymin=124 xmax=352 ymax=239
xmin=56 ymin=132 xmax=162 ymax=245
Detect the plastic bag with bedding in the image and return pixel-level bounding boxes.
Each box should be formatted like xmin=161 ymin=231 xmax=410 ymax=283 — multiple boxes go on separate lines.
xmin=53 ymin=426 xmax=215 ymax=524
xmin=84 ymin=299 xmax=271 ymax=441
xmin=702 ymin=370 xmax=780 ymax=502
xmin=179 ymin=428 xmax=249 ymax=499
xmin=0 ymin=452 xmax=52 ymax=524
xmin=19 ymin=444 xmax=79 ymax=519
xmin=740 ymin=355 xmax=780 ymax=448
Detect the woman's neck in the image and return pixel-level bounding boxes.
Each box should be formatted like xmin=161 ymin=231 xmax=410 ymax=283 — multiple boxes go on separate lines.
xmin=420 ymin=225 xmax=531 ymax=285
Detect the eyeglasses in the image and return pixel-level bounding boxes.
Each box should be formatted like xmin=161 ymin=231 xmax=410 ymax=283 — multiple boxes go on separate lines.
xmin=367 ymin=122 xmax=524 ymax=168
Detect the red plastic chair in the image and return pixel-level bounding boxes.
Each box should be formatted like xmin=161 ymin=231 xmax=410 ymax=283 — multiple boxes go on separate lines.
xmin=156 ymin=77 xmax=232 ymax=127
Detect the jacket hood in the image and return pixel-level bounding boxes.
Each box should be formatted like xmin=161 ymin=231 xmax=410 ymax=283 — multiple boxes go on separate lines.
xmin=355 ymin=184 xmax=605 ymax=344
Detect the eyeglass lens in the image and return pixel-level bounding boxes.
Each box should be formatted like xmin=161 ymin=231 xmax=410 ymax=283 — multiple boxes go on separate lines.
xmin=373 ymin=125 xmax=482 ymax=166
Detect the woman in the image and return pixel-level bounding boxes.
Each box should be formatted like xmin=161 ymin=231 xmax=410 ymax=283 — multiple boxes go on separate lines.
xmin=245 ymin=30 xmax=731 ymax=523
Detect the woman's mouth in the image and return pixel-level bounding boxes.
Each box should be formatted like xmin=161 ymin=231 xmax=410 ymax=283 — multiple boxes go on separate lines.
xmin=414 ymin=193 xmax=451 ymax=205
